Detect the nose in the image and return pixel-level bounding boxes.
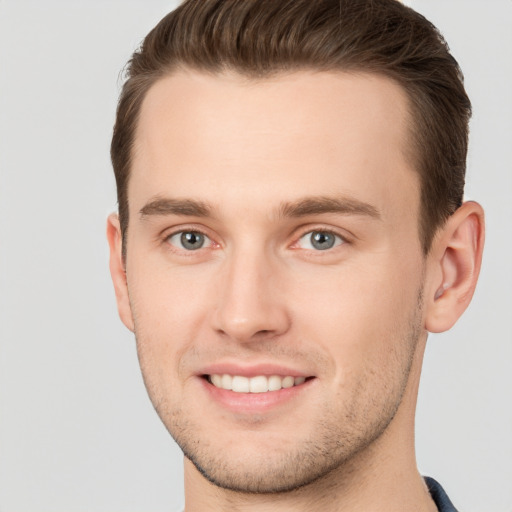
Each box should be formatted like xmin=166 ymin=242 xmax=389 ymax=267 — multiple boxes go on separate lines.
xmin=211 ymin=247 xmax=290 ymax=344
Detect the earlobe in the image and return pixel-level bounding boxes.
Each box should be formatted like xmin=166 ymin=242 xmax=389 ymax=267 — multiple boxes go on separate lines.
xmin=106 ymin=213 xmax=135 ymax=332
xmin=425 ymin=201 xmax=485 ymax=333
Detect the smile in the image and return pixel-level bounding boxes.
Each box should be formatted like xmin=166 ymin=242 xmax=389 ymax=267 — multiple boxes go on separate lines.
xmin=207 ymin=374 xmax=308 ymax=393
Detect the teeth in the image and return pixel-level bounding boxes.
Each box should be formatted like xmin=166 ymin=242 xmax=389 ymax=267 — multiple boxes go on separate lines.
xmin=209 ymin=374 xmax=308 ymax=393
xmin=211 ymin=374 xmax=223 ymax=388
xmin=221 ymin=374 xmax=232 ymax=390
xmin=268 ymin=375 xmax=282 ymax=391
xmin=232 ymin=376 xmax=250 ymax=393
xmin=282 ymin=376 xmax=294 ymax=388
xmin=249 ymin=375 xmax=268 ymax=393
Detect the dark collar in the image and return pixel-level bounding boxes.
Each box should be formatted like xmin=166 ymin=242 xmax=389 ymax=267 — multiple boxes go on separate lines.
xmin=424 ymin=476 xmax=458 ymax=512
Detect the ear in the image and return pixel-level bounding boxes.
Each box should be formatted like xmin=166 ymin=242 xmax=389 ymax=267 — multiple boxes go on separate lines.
xmin=424 ymin=201 xmax=485 ymax=333
xmin=106 ymin=213 xmax=135 ymax=332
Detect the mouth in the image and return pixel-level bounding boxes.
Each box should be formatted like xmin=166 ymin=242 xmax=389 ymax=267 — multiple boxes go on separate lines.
xmin=204 ymin=374 xmax=312 ymax=393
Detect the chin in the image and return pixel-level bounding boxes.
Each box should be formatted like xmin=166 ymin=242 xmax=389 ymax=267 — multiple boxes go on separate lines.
xmin=183 ymin=446 xmax=342 ymax=494
xmin=171 ymin=412 xmax=385 ymax=495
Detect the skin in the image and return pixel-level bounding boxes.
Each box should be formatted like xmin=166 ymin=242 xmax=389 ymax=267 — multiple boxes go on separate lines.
xmin=107 ymin=70 xmax=484 ymax=511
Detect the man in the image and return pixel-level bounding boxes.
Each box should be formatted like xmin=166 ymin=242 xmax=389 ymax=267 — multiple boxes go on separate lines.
xmin=107 ymin=0 xmax=484 ymax=510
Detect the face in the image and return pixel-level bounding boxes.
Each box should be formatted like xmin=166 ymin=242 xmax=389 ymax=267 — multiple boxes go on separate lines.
xmin=119 ymin=70 xmax=427 ymax=493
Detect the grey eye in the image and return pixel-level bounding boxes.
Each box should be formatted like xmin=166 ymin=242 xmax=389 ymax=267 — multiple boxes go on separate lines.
xmin=168 ymin=231 xmax=209 ymax=250
xmin=297 ymin=230 xmax=343 ymax=251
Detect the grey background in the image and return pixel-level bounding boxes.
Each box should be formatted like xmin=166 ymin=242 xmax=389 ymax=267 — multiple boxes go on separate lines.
xmin=0 ymin=1 xmax=510 ymax=511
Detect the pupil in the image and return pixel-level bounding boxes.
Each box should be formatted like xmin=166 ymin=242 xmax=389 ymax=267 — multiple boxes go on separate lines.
xmin=181 ymin=232 xmax=204 ymax=250
xmin=311 ymin=231 xmax=334 ymax=250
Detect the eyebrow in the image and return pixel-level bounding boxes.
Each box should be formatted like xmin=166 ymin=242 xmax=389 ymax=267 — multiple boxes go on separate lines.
xmin=279 ymin=196 xmax=381 ymax=219
xmin=139 ymin=195 xmax=380 ymax=220
xmin=139 ymin=197 xmax=212 ymax=218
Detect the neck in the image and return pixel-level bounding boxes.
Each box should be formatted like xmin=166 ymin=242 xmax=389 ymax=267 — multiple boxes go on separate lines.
xmin=183 ymin=339 xmax=437 ymax=512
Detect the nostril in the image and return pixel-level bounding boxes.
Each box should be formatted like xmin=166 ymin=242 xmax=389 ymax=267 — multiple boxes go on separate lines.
xmin=255 ymin=329 xmax=272 ymax=336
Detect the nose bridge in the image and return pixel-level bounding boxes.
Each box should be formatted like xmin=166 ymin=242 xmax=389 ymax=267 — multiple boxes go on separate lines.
xmin=212 ymin=240 xmax=289 ymax=342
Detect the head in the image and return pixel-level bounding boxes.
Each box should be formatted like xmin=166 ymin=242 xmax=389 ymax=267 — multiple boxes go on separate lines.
xmin=107 ymin=0 xmax=484 ymax=498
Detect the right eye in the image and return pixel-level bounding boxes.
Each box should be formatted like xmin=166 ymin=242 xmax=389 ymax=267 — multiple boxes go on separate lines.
xmin=296 ymin=230 xmax=345 ymax=251
xmin=166 ymin=231 xmax=212 ymax=251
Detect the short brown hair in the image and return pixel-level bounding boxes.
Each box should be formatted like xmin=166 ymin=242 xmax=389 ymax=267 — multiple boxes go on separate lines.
xmin=111 ymin=0 xmax=471 ymax=254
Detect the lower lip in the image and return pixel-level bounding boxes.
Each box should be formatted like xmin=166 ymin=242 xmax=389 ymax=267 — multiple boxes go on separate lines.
xmin=199 ymin=377 xmax=315 ymax=414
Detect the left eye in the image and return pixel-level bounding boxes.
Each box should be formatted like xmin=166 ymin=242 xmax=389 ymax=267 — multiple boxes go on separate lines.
xmin=297 ymin=231 xmax=344 ymax=251
xmin=167 ymin=231 xmax=212 ymax=251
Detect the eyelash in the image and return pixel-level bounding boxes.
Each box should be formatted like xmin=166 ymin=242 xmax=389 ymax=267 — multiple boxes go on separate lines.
xmin=162 ymin=226 xmax=349 ymax=254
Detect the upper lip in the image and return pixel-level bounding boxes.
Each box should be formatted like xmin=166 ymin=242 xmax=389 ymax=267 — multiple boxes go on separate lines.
xmin=197 ymin=362 xmax=313 ymax=378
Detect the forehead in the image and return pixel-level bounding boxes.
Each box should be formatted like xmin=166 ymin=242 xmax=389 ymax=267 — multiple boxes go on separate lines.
xmin=131 ymin=69 xmax=418 ymax=222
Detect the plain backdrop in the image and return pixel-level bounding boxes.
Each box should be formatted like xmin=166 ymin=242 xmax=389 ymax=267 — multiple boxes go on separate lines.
xmin=0 ymin=1 xmax=510 ymax=511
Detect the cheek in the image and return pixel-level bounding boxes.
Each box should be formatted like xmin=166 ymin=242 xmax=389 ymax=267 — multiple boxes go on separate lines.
xmin=289 ymin=255 xmax=422 ymax=377
xmin=127 ymin=258 xmax=216 ymax=382
xmin=129 ymin=252 xmax=214 ymax=322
